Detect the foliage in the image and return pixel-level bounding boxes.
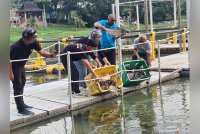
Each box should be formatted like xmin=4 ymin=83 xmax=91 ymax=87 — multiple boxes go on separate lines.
xmin=26 ymin=16 xmax=38 ymax=29
xmin=10 ymin=0 xmax=187 ymax=27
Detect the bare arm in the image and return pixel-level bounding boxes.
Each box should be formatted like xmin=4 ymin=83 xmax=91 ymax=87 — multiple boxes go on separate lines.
xmin=37 ymin=49 xmax=56 ymax=58
xmin=94 ymin=58 xmax=102 ymax=67
xmin=10 ymin=62 xmax=14 ymax=81
xmin=133 ymin=48 xmax=140 ymax=60
xmin=102 ymin=57 xmax=111 ymax=66
xmin=94 ymin=22 xmax=106 ymax=31
xmin=82 ymin=59 xmax=97 ymax=78
xmin=147 ymin=52 xmax=152 ymax=68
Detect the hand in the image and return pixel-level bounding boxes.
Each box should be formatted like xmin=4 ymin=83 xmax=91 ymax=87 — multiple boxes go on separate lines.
xmin=51 ymin=50 xmax=57 ymax=58
xmin=105 ymin=61 xmax=111 ymax=66
xmin=10 ymin=73 xmax=14 ymax=81
xmin=97 ymin=63 xmax=102 ymax=68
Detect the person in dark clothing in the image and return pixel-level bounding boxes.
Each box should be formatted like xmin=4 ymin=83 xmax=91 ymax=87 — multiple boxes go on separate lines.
xmin=10 ymin=28 xmax=56 ymax=115
xmin=73 ymin=29 xmax=111 ymax=89
xmin=60 ymin=39 xmax=99 ymax=97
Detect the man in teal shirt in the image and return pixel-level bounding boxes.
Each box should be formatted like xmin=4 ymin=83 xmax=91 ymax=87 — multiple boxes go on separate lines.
xmin=94 ymin=14 xmax=119 ymax=65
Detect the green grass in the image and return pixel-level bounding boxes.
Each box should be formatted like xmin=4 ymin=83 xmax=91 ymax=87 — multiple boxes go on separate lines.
xmin=120 ymin=18 xmax=187 ymax=31
xmin=10 ymin=24 xmax=93 ymax=44
xmin=10 ymin=19 xmax=187 ymax=45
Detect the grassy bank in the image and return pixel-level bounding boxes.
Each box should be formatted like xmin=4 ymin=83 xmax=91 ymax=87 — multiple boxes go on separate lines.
xmin=10 ymin=24 xmax=93 ymax=44
xmin=10 ymin=19 xmax=187 ymax=45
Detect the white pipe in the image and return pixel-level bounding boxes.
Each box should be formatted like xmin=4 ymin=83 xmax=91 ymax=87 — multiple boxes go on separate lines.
xmin=157 ymin=41 xmax=161 ymax=84
xmin=112 ymin=4 xmax=115 ymax=16
xmin=24 ymin=12 xmax=27 ymax=25
xmin=174 ymin=0 xmax=177 ymax=27
xmin=136 ymin=4 xmax=140 ymax=30
xmin=58 ymin=41 xmax=61 ymax=80
xmin=149 ymin=0 xmax=154 ymax=32
xmin=115 ymin=0 xmax=123 ymax=96
xmin=186 ymin=0 xmax=190 ymax=66
xmin=67 ymin=52 xmax=72 ymax=109
xmin=115 ymin=0 xmax=120 ymax=27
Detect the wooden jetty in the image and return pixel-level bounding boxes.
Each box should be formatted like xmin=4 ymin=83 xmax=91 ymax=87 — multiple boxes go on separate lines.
xmin=10 ymin=52 xmax=189 ymax=130
xmin=122 ymin=43 xmax=188 ymax=54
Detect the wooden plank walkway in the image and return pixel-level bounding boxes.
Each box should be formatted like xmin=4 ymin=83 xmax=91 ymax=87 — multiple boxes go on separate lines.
xmin=122 ymin=43 xmax=188 ymax=53
xmin=10 ymin=52 xmax=189 ymax=130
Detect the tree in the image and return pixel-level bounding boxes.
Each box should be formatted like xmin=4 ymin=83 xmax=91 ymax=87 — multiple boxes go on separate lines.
xmin=33 ymin=0 xmax=52 ymax=27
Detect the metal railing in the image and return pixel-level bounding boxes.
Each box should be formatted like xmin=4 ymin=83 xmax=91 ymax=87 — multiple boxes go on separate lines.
xmin=10 ymin=28 xmax=189 ymax=110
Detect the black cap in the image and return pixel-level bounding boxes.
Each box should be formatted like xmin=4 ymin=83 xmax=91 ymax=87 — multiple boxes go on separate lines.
xmin=87 ymin=39 xmax=98 ymax=47
xmin=22 ymin=28 xmax=37 ymax=39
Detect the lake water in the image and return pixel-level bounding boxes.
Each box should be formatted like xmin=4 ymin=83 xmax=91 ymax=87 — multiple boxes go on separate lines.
xmin=11 ymin=78 xmax=190 ymax=134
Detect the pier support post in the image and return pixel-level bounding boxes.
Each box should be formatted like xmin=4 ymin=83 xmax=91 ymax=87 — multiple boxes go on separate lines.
xmin=67 ymin=52 xmax=72 ymax=109
xmin=57 ymin=41 xmax=61 ymax=80
xmin=115 ymin=0 xmax=123 ymax=96
xmin=150 ymin=31 xmax=156 ymax=60
xmin=173 ymin=33 xmax=177 ymax=44
xmin=182 ymin=28 xmax=187 ymax=52
xmin=157 ymin=41 xmax=161 ymax=84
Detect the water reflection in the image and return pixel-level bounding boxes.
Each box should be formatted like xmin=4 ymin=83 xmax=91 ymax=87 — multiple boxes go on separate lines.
xmin=25 ymin=73 xmax=66 ymax=87
xmin=11 ymin=78 xmax=189 ymax=134
xmin=123 ymin=87 xmax=157 ymax=134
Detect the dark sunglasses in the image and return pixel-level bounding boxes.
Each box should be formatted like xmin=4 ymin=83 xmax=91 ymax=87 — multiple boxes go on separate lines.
xmin=111 ymin=20 xmax=116 ymax=22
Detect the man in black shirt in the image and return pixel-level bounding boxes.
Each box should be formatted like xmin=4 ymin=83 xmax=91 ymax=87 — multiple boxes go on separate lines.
xmin=60 ymin=39 xmax=99 ymax=97
xmin=74 ymin=29 xmax=110 ymax=90
xmin=10 ymin=28 xmax=56 ymax=115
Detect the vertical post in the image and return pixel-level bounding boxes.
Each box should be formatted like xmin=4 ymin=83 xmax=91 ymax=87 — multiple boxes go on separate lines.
xmin=149 ymin=31 xmax=156 ymax=60
xmin=182 ymin=28 xmax=187 ymax=52
xmin=178 ymin=0 xmax=182 ymax=52
xmin=173 ymin=33 xmax=177 ymax=44
xmin=173 ymin=0 xmax=177 ymax=45
xmin=115 ymin=0 xmax=123 ymax=95
xmin=115 ymin=0 xmax=120 ymax=27
xmin=167 ymin=34 xmax=171 ymax=44
xmin=120 ymin=96 xmax=125 ymax=134
xmin=174 ymin=0 xmax=177 ymax=27
xmin=118 ymin=44 xmax=123 ymax=95
xmin=71 ymin=113 xmax=75 ymax=134
xmin=58 ymin=41 xmax=61 ymax=80
xmin=157 ymin=41 xmax=161 ymax=84
xmin=186 ymin=0 xmax=190 ymax=66
xmin=112 ymin=4 xmax=115 ymax=16
xmin=115 ymin=0 xmax=121 ymax=66
xmin=43 ymin=3 xmax=47 ymax=28
xmin=136 ymin=4 xmax=140 ymax=30
xmin=24 ymin=12 xmax=27 ymax=26
xmin=67 ymin=52 xmax=72 ymax=109
xmin=144 ymin=0 xmax=149 ymax=33
xmin=149 ymin=0 xmax=153 ymax=32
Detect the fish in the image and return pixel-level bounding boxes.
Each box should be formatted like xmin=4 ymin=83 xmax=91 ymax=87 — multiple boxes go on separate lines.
xmin=126 ymin=65 xmax=146 ymax=80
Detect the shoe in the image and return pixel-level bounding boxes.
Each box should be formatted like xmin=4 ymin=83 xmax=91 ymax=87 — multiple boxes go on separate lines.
xmin=18 ymin=109 xmax=35 ymax=115
xmin=24 ymin=104 xmax=33 ymax=109
xmin=79 ymin=87 xmax=89 ymax=97
xmin=72 ymin=92 xmax=86 ymax=98
xmin=79 ymin=87 xmax=87 ymax=91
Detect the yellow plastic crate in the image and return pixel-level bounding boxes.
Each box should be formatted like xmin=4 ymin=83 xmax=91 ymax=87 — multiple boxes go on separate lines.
xmin=84 ymin=65 xmax=123 ymax=95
